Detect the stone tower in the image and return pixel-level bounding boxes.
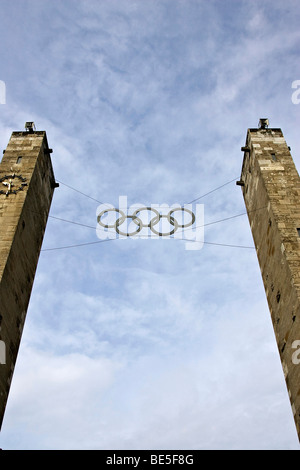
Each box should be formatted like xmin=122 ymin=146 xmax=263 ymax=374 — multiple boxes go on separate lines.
xmin=0 ymin=123 xmax=57 ymax=429
xmin=238 ymin=119 xmax=300 ymax=441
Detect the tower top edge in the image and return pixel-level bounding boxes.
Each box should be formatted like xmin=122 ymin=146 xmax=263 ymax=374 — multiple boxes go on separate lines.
xmin=248 ymin=128 xmax=282 ymax=132
xmin=11 ymin=131 xmax=47 ymax=136
xmin=8 ymin=130 xmax=51 ymax=152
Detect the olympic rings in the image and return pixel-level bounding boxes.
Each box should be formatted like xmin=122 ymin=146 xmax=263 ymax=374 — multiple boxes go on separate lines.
xmin=97 ymin=206 xmax=195 ymax=237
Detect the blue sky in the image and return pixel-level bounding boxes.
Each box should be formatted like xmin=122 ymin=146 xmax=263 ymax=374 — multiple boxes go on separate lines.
xmin=0 ymin=0 xmax=300 ymax=449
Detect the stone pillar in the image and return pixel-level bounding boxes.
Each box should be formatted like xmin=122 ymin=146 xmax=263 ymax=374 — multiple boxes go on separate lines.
xmin=238 ymin=120 xmax=300 ymax=441
xmin=0 ymin=125 xmax=57 ymax=428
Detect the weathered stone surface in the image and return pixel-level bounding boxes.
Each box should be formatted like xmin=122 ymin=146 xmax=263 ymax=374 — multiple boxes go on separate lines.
xmin=0 ymin=130 xmax=56 ymax=429
xmin=240 ymin=126 xmax=300 ymax=441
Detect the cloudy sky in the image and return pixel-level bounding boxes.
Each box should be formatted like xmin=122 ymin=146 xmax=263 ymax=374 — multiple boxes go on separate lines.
xmin=0 ymin=0 xmax=300 ymax=450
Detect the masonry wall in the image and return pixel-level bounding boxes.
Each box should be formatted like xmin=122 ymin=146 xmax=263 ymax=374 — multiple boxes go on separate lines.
xmin=0 ymin=130 xmax=56 ymax=429
xmin=240 ymin=127 xmax=300 ymax=440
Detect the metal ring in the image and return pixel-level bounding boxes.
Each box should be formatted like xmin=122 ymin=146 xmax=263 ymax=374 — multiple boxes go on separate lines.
xmin=168 ymin=208 xmax=195 ymax=228
xmin=116 ymin=215 xmax=143 ymax=237
xmin=132 ymin=207 xmax=160 ymax=228
xmin=150 ymin=214 xmax=179 ymax=236
xmin=97 ymin=208 xmax=126 ymax=229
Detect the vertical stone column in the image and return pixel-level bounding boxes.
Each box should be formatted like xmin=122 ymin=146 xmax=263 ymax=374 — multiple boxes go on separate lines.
xmin=0 ymin=126 xmax=57 ymax=428
xmin=238 ymin=121 xmax=300 ymax=440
